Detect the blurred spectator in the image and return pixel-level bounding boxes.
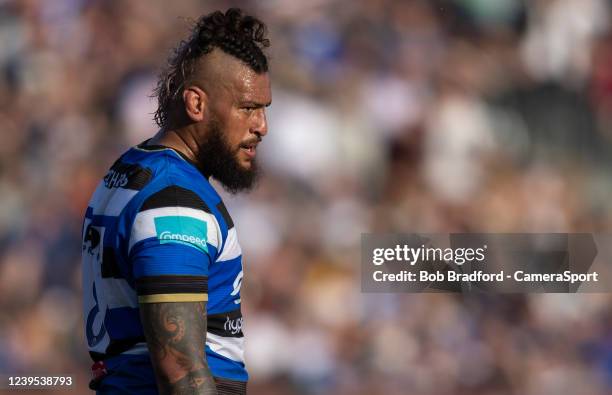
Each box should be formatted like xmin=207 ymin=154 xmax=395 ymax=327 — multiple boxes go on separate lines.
xmin=1 ymin=0 xmax=612 ymax=394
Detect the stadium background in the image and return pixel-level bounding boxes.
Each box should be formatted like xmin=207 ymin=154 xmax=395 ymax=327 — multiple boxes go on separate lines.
xmin=1 ymin=0 xmax=612 ymax=394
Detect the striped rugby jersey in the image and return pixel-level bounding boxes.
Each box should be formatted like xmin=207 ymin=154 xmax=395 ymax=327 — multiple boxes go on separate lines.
xmin=81 ymin=141 xmax=247 ymax=382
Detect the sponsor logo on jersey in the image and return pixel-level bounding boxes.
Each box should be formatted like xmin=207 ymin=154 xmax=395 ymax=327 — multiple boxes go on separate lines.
xmin=104 ymin=168 xmax=129 ymax=189
xmin=224 ymin=315 xmax=243 ymax=335
xmin=154 ymin=216 xmax=208 ymax=253
xmin=103 ymin=161 xmax=152 ymax=190
xmin=83 ymin=224 xmax=101 ymax=255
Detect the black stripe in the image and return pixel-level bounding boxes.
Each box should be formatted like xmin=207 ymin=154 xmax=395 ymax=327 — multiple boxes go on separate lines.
xmin=135 ymin=275 xmax=208 ymax=296
xmin=216 ymin=202 xmax=234 ymax=229
xmin=103 ymin=160 xmax=152 ymax=190
xmin=140 ymin=185 xmax=210 ymax=212
xmin=101 ymin=247 xmax=122 ymax=279
xmin=214 ymin=377 xmax=247 ymax=395
xmin=126 ymin=168 xmax=153 ymax=190
xmin=207 ymin=308 xmax=243 ymax=338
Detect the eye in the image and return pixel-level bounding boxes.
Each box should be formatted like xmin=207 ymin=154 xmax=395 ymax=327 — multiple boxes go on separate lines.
xmin=240 ymin=103 xmax=265 ymax=115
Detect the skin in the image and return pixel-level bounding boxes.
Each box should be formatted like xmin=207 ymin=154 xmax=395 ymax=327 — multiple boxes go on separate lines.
xmin=141 ymin=49 xmax=270 ymax=395
xmin=139 ymin=302 xmax=218 ymax=395
xmin=150 ymin=48 xmax=272 ymax=172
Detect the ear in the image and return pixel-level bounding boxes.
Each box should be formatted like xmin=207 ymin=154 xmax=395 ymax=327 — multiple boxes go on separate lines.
xmin=183 ymin=85 xmax=208 ymax=122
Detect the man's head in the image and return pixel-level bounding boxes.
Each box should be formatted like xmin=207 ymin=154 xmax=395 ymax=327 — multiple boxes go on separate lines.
xmin=153 ymin=8 xmax=271 ymax=193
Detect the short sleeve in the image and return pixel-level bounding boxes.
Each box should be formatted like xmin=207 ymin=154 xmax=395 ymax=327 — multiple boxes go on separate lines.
xmin=128 ymin=185 xmax=221 ymax=303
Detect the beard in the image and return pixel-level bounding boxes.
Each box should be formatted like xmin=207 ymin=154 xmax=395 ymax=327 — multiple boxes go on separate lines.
xmin=196 ymin=118 xmax=260 ymax=194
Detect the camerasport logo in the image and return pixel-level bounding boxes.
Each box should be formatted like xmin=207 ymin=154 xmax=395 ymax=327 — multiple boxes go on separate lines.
xmin=224 ymin=315 xmax=243 ymax=335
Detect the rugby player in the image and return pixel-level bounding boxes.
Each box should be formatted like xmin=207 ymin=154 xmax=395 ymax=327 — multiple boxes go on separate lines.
xmin=81 ymin=8 xmax=271 ymax=394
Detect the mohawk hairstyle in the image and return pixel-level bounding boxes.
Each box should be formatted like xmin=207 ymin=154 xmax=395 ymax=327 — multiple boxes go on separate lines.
xmin=153 ymin=8 xmax=270 ymax=128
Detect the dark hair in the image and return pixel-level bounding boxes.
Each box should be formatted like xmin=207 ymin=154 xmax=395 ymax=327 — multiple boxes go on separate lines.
xmin=153 ymin=8 xmax=270 ymax=128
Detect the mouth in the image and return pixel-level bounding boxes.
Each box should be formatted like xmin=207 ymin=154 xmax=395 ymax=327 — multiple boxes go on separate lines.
xmin=239 ymin=142 xmax=258 ymax=159
xmin=240 ymin=140 xmax=260 ymax=159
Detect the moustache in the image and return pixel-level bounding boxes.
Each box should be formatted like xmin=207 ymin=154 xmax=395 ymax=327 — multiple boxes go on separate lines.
xmin=239 ymin=136 xmax=262 ymax=149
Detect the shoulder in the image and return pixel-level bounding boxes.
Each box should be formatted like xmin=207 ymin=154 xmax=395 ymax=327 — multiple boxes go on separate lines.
xmin=118 ymin=145 xmax=217 ymax=218
xmin=128 ymin=182 xmax=223 ymax=257
xmin=117 ymin=146 xmax=237 ymax=259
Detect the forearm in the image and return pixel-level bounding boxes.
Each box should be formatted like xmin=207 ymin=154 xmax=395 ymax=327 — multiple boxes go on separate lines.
xmin=140 ymin=301 xmax=218 ymax=395
xmin=157 ymin=366 xmax=217 ymax=395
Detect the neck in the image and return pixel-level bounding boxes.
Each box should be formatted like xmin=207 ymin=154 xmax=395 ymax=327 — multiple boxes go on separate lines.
xmin=147 ymin=126 xmax=211 ymax=178
xmin=149 ymin=125 xmax=198 ymax=160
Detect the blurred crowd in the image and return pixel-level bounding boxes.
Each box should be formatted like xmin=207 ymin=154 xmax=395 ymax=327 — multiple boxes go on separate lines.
xmin=1 ymin=0 xmax=612 ymax=394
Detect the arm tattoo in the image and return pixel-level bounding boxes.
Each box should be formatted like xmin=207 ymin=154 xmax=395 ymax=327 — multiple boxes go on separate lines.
xmin=140 ymin=301 xmax=218 ymax=395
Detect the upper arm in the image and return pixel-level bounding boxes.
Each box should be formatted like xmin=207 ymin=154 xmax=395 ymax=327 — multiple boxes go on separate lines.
xmin=128 ymin=184 xmax=221 ymax=303
xmin=128 ymin=185 xmax=221 ymax=277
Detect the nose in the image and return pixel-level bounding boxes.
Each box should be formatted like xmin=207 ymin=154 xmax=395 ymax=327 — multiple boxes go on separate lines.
xmin=251 ymin=108 xmax=268 ymax=137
